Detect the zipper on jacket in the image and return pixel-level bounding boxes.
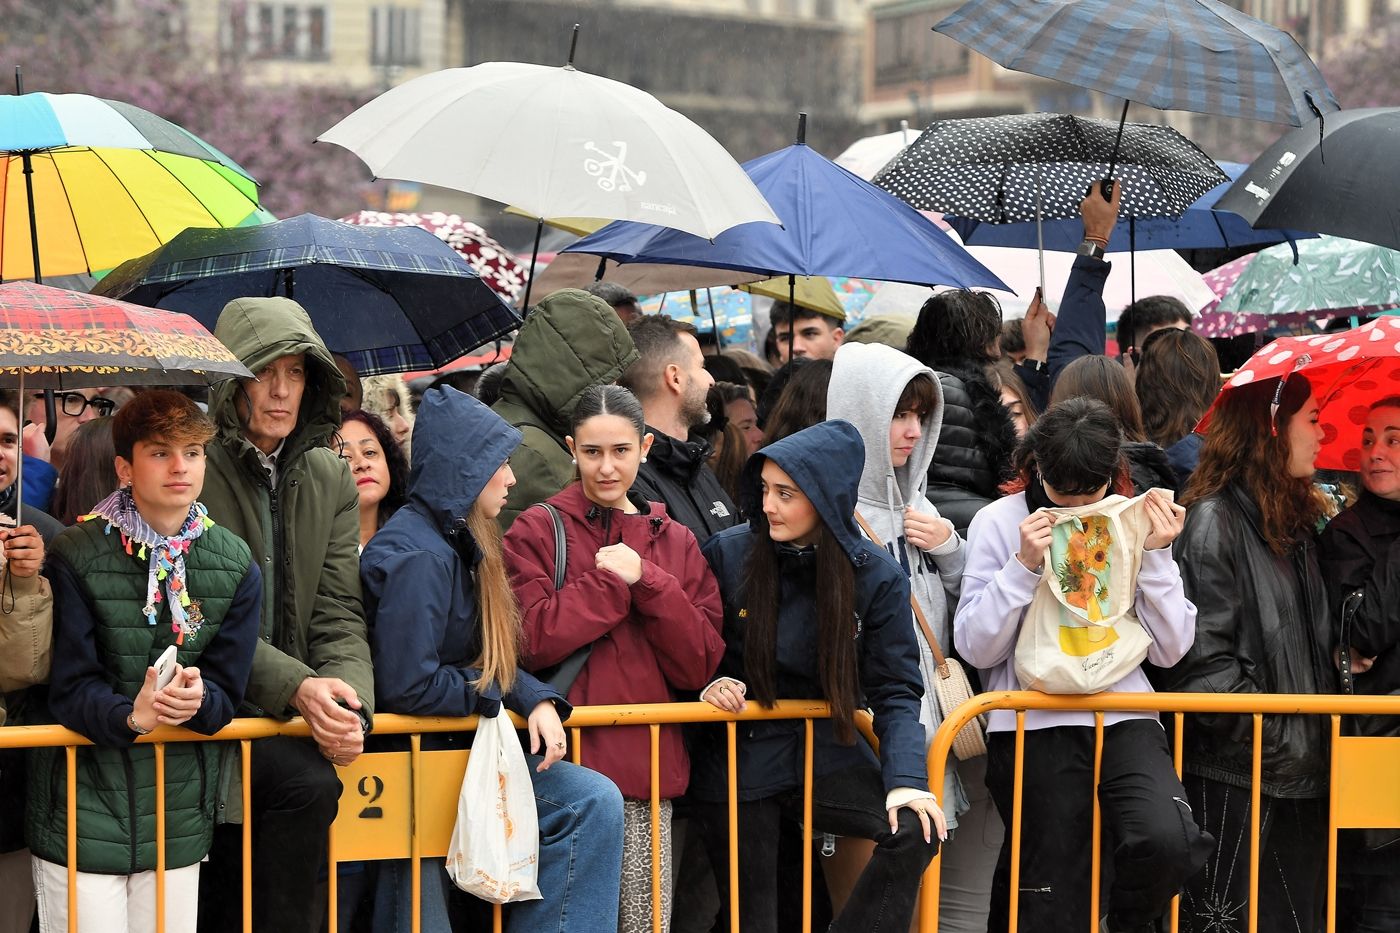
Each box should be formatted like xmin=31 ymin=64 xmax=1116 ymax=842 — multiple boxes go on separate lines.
xmin=269 ymin=485 xmax=285 ymax=642
xmin=122 ymin=749 xmax=138 ymax=873
xmin=602 ymin=507 xmax=614 ymax=545
xmin=195 ymin=745 xmax=210 ymax=818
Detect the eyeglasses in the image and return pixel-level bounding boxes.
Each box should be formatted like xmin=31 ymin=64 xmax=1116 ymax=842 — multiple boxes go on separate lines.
xmin=33 ymin=392 xmax=116 ymax=418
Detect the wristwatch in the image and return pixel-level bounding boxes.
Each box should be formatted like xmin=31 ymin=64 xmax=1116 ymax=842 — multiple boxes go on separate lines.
xmin=1020 ymin=358 xmax=1047 ymax=375
xmin=1075 ymin=239 xmax=1106 ymax=260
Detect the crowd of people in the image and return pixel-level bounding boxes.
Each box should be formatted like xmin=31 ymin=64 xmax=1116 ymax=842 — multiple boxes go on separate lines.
xmin=0 ymin=179 xmax=1388 ymax=933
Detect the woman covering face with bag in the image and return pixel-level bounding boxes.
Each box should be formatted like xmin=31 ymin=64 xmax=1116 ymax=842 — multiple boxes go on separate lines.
xmin=954 ymin=398 xmax=1212 ymax=933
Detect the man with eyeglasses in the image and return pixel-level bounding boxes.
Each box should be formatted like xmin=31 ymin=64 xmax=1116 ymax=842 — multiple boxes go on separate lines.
xmin=24 ymin=388 xmax=115 ymax=468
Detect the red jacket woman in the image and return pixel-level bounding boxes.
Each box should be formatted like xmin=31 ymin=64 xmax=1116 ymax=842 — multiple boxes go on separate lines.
xmin=504 ymin=385 xmax=724 ymax=933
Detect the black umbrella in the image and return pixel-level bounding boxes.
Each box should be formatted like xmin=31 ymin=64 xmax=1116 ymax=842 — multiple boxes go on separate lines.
xmin=875 ymin=113 xmax=1227 ymax=223
xmin=93 ymin=214 xmax=522 ymax=376
xmin=1213 ymin=108 xmax=1400 ymax=252
xmin=874 ymin=113 xmax=1227 ymax=298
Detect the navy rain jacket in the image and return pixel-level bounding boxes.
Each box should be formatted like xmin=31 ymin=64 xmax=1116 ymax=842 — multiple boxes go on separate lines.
xmin=361 ymin=386 xmax=566 ymax=721
xmin=695 ymin=419 xmax=928 ymax=801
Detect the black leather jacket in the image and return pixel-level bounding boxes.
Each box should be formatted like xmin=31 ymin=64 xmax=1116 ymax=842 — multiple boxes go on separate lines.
xmin=1164 ymin=484 xmax=1332 ymax=798
xmin=925 ymin=365 xmax=1017 ymax=537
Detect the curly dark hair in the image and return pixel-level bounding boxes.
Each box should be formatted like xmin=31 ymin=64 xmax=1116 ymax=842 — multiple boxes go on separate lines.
xmin=906 ymin=290 xmax=1004 ymax=368
xmin=337 ymin=409 xmax=409 ymax=530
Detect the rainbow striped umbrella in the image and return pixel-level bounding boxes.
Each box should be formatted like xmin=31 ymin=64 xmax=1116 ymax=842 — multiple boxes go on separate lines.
xmin=0 ymin=92 xmax=263 ymax=282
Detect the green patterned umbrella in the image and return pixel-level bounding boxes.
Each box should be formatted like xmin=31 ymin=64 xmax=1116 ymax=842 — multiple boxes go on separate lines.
xmin=1217 ymin=235 xmax=1400 ymax=317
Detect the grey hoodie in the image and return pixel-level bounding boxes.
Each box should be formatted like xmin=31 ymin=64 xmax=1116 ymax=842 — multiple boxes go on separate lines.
xmin=828 ymin=343 xmax=967 ymax=817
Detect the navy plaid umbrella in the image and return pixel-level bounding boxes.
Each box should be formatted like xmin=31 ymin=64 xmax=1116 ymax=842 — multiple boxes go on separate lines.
xmin=934 ymin=0 xmax=1339 ymax=127
xmin=874 ymin=113 xmax=1227 ymax=223
xmin=92 ymin=213 xmax=522 ymax=376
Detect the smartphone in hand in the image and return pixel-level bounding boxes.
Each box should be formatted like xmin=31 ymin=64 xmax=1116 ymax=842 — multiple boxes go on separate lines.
xmin=154 ymin=644 xmax=179 ymax=690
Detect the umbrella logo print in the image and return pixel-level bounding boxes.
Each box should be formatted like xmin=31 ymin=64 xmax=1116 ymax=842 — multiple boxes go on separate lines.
xmin=584 ymin=140 xmax=647 ymax=192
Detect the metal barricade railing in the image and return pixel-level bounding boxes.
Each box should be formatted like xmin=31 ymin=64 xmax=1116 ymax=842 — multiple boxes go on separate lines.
xmin=0 ymin=700 xmax=876 ymax=933
xmin=922 ymin=691 xmax=1400 ymax=933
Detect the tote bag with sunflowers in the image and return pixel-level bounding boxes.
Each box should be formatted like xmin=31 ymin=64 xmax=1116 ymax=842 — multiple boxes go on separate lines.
xmin=1014 ymin=491 xmax=1168 ymax=694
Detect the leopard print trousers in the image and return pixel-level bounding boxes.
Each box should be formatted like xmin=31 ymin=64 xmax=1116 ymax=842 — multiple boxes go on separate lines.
xmin=619 ymin=799 xmax=674 ymax=933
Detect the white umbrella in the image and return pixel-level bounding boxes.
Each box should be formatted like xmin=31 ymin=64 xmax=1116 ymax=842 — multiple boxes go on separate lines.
xmin=833 ymin=120 xmax=923 ymax=181
xmin=319 ymin=33 xmax=780 ymax=307
xmin=860 ymin=245 xmax=1215 ymax=322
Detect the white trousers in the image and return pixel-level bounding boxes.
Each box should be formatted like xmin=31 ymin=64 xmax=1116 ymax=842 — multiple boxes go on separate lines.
xmin=31 ymin=858 xmax=199 ymax=933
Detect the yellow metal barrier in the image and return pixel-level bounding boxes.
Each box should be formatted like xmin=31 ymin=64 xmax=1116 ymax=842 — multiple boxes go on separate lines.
xmin=0 ymin=701 xmax=837 ymax=933
xmin=15 ymin=690 xmax=1400 ymax=933
xmin=923 ymin=691 xmax=1400 ymax=933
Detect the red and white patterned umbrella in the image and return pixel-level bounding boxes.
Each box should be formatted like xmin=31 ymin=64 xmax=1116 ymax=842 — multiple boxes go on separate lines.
xmin=1202 ymin=318 xmax=1400 ymax=470
xmin=341 ymin=211 xmax=527 ymax=303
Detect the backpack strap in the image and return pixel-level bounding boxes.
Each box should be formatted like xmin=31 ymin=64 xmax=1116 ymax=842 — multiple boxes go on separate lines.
xmin=532 ymin=502 xmax=592 ymax=695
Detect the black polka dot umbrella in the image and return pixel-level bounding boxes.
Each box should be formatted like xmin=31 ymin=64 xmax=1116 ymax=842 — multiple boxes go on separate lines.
xmin=873 ymin=113 xmax=1227 ymax=224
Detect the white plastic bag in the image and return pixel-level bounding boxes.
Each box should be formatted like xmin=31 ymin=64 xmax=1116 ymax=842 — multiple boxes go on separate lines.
xmin=445 ymin=709 xmax=543 ymax=903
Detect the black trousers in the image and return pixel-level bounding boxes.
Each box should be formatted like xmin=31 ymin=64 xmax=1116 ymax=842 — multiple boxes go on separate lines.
xmin=1177 ymin=775 xmax=1326 ymax=933
xmin=197 ymin=736 xmax=344 ymax=933
xmin=985 ymin=721 xmax=1214 ymax=933
xmin=698 ymin=764 xmax=937 ymax=933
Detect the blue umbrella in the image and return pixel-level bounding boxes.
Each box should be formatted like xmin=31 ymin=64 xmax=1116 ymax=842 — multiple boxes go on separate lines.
xmin=560 ymin=116 xmax=1009 ymax=298
xmin=92 ymin=213 xmax=522 ymax=375
xmin=945 ymin=163 xmax=1316 ymax=253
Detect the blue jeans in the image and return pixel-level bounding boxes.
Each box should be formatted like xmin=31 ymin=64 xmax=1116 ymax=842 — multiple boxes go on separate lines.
xmin=370 ymin=756 xmax=624 ymax=933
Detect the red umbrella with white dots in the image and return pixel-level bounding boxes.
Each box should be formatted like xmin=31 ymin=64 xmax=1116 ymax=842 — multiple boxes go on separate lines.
xmin=1199 ymin=318 xmax=1400 ymax=470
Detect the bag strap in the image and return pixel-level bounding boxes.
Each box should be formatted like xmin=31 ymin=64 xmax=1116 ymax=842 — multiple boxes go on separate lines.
xmin=1339 ymin=589 xmax=1364 ymax=695
xmin=539 ymin=503 xmax=566 ymax=591
xmin=853 ymin=510 xmax=951 ymax=679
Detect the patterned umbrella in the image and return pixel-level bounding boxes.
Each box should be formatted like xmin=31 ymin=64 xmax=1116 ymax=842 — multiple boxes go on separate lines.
xmin=1 ymin=91 xmax=263 ymax=281
xmin=1205 ymin=319 xmax=1400 ymax=470
xmin=0 ymin=282 xmax=251 ymax=388
xmin=1216 ymin=236 xmax=1400 ymax=318
xmin=933 ymin=0 xmax=1338 ymax=126
xmin=874 ymin=113 xmax=1227 ymax=224
xmin=340 ymin=210 xmax=528 ymax=303
xmin=0 ymin=281 xmax=253 ymax=514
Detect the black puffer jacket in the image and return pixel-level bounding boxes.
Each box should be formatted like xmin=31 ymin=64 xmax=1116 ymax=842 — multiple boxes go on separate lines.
xmin=1123 ymin=441 xmax=1180 ymax=496
xmin=1318 ymin=492 xmax=1400 ymax=737
xmin=925 ymin=364 xmax=1017 ymax=536
xmin=1163 ymin=484 xmax=1332 ymax=799
xmin=631 ymin=429 xmax=739 ymax=544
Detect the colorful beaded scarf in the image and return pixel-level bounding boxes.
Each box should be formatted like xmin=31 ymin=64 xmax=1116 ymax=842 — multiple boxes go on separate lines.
xmin=82 ymin=488 xmax=215 ymax=644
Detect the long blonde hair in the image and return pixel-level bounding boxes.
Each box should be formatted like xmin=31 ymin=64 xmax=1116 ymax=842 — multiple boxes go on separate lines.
xmin=467 ymin=501 xmax=521 ymax=693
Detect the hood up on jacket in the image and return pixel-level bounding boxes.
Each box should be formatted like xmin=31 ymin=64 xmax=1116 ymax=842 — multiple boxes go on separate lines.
xmin=409 ymin=386 xmax=522 ymax=536
xmin=208 ymin=296 xmax=346 ymax=461
xmin=495 ymin=288 xmax=639 ymax=437
xmin=826 ymin=342 xmax=943 ymax=513
xmin=740 ymin=419 xmax=868 ymax=567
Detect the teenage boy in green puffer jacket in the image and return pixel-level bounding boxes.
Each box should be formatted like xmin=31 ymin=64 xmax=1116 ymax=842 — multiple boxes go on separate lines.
xmin=28 ymin=391 xmax=259 ymax=932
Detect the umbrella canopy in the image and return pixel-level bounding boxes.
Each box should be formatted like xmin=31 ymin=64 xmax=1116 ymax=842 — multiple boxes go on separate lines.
xmin=91 ymin=214 xmax=521 ymax=376
xmin=318 ymin=61 xmax=779 ymax=241
xmin=859 ymin=246 xmax=1215 ymax=322
xmin=1216 ymin=236 xmax=1400 ymax=318
xmin=738 ymin=276 xmax=845 ymax=320
xmin=340 ymin=210 xmax=528 ymax=302
xmin=833 ymin=123 xmax=923 ymax=181
xmin=1 ymin=91 xmax=263 ymax=281
xmin=1205 ymin=319 xmax=1400 ymax=470
xmin=0 ymin=282 xmax=251 ymax=388
xmin=560 ymin=140 xmax=1008 ymax=292
xmin=874 ymin=113 xmax=1227 ymax=224
xmin=933 ymin=0 xmax=1339 ymax=126
xmin=1214 ymin=108 xmax=1400 ymax=252
xmin=945 ymin=162 xmax=1314 ymax=252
